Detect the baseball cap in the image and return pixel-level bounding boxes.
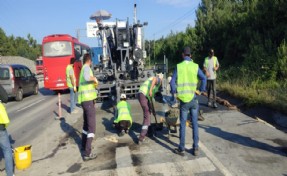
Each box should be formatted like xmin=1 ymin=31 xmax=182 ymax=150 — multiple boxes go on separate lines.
xmin=120 ymin=93 xmax=126 ymax=99
xmin=183 ymin=47 xmax=191 ymax=55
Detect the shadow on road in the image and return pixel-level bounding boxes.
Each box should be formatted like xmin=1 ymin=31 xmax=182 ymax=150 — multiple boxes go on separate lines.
xmin=200 ymin=125 xmax=287 ymax=157
xmin=59 ymin=118 xmax=82 ymax=152
xmin=151 ymin=129 xmax=178 ymax=152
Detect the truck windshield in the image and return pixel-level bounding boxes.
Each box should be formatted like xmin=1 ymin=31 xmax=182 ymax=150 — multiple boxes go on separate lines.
xmin=43 ymin=41 xmax=72 ymax=57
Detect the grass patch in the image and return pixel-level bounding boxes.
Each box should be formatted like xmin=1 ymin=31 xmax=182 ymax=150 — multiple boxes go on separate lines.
xmin=218 ymin=79 xmax=287 ymax=114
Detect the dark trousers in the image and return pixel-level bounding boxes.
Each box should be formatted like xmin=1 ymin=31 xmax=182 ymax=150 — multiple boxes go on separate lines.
xmin=138 ymin=93 xmax=151 ymax=141
xmin=81 ymin=100 xmax=96 ymax=156
xmin=114 ymin=120 xmax=131 ymax=132
xmin=207 ymin=79 xmax=216 ymax=102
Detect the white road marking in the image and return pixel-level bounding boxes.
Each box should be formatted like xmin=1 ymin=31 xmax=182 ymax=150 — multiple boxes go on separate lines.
xmin=139 ymin=157 xmax=216 ymax=175
xmin=116 ymin=146 xmax=138 ymax=176
xmin=16 ymin=98 xmax=46 ymax=112
xmin=199 ymin=141 xmax=234 ymax=176
xmin=90 ymin=157 xmax=217 ymax=176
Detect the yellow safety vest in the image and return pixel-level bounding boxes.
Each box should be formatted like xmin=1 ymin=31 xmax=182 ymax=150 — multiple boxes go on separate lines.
xmin=139 ymin=77 xmax=160 ymax=100
xmin=0 ymin=102 xmax=10 ymax=127
xmin=78 ymin=64 xmax=97 ymax=104
xmin=66 ymin=64 xmax=75 ymax=88
xmin=114 ymin=101 xmax=132 ymax=127
xmin=177 ymin=61 xmax=198 ymax=103
xmin=204 ymin=56 xmax=218 ymax=77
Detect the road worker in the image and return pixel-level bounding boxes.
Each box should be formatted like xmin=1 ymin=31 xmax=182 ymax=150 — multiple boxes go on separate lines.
xmin=0 ymin=84 xmax=14 ymax=176
xmin=138 ymin=73 xmax=164 ymax=144
xmin=66 ymin=57 xmax=78 ymax=114
xmin=203 ymin=49 xmax=220 ymax=108
xmin=170 ymin=47 xmax=206 ymax=156
xmin=78 ymin=53 xmax=98 ymax=161
xmin=113 ymin=93 xmax=132 ymax=137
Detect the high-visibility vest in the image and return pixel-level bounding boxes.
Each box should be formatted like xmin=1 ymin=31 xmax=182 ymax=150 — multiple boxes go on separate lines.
xmin=139 ymin=77 xmax=160 ymax=99
xmin=78 ymin=64 xmax=97 ymax=104
xmin=177 ymin=61 xmax=198 ymax=103
xmin=0 ymin=102 xmax=10 ymax=127
xmin=66 ymin=64 xmax=75 ymax=88
xmin=114 ymin=101 xmax=132 ymax=127
xmin=204 ymin=56 xmax=218 ymax=77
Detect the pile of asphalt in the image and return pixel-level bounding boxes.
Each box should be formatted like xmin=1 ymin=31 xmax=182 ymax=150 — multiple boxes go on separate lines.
xmin=0 ymin=56 xmax=36 ymax=73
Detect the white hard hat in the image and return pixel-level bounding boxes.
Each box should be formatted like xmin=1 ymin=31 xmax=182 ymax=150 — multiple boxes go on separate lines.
xmin=157 ymin=73 xmax=164 ymax=80
xmin=120 ymin=93 xmax=126 ymax=99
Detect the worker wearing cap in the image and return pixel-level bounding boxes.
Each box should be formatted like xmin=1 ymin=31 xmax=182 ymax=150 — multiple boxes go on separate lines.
xmin=113 ymin=94 xmax=132 ymax=137
xmin=78 ymin=53 xmax=98 ymax=161
xmin=170 ymin=46 xmax=206 ymax=156
xmin=138 ymin=73 xmax=163 ymax=144
xmin=66 ymin=57 xmax=78 ymax=114
xmin=203 ymin=49 xmax=219 ymax=108
xmin=0 ymin=84 xmax=14 ymax=176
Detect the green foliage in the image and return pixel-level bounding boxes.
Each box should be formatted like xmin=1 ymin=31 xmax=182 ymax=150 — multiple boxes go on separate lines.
xmin=150 ymin=0 xmax=287 ymax=82
xmin=148 ymin=0 xmax=287 ymax=112
xmin=276 ymin=40 xmax=287 ymax=81
xmin=0 ymin=28 xmax=41 ymax=60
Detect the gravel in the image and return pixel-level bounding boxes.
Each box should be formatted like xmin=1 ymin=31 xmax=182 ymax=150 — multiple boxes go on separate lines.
xmin=0 ymin=56 xmax=36 ymax=73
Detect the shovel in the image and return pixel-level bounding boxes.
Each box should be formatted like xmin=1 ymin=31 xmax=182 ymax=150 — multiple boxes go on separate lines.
xmin=149 ymin=98 xmax=163 ymax=131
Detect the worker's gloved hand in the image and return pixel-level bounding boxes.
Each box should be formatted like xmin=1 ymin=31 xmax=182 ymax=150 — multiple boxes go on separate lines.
xmin=195 ymin=90 xmax=201 ymax=95
xmin=174 ymin=93 xmax=179 ymax=100
xmin=73 ymin=86 xmax=77 ymax=92
xmin=149 ymin=90 xmax=153 ymax=98
xmin=94 ymin=82 xmax=98 ymax=89
xmin=94 ymin=77 xmax=98 ymax=88
xmin=205 ymin=71 xmax=210 ymax=78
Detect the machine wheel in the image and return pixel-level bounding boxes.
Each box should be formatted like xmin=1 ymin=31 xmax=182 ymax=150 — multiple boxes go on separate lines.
xmin=33 ymin=84 xmax=39 ymax=95
xmin=15 ymin=88 xmax=23 ymax=101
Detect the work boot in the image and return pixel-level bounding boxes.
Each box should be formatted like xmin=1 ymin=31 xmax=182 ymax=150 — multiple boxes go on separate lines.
xmin=118 ymin=130 xmax=125 ymax=137
xmin=193 ymin=148 xmax=199 ymax=156
xmin=83 ymin=153 xmax=97 ymax=161
xmin=207 ymin=101 xmax=212 ymax=107
xmin=213 ymin=102 xmax=218 ymax=108
xmin=174 ymin=148 xmax=185 ymax=156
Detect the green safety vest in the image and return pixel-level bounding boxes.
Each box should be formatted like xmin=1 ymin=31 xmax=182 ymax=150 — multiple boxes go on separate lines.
xmin=66 ymin=64 xmax=75 ymax=88
xmin=204 ymin=56 xmax=218 ymax=77
xmin=114 ymin=101 xmax=132 ymax=127
xmin=139 ymin=77 xmax=161 ymax=100
xmin=0 ymin=102 xmax=10 ymax=127
xmin=78 ymin=64 xmax=97 ymax=104
xmin=177 ymin=61 xmax=198 ymax=103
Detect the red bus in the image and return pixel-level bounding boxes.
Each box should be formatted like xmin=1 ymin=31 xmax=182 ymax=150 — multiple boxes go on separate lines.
xmin=42 ymin=34 xmax=90 ymax=91
xmin=35 ymin=56 xmax=43 ymax=75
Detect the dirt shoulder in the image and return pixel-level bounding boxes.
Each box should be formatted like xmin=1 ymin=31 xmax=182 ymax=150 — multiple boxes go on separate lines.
xmin=216 ymin=91 xmax=287 ymax=133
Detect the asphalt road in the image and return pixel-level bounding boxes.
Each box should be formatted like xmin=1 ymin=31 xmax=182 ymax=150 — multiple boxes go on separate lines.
xmin=5 ymin=82 xmax=69 ymax=148
xmin=0 ymin=82 xmax=286 ymax=176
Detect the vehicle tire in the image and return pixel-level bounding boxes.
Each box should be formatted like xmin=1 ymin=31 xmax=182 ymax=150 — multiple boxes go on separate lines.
xmin=33 ymin=84 xmax=39 ymax=95
xmin=15 ymin=88 xmax=23 ymax=101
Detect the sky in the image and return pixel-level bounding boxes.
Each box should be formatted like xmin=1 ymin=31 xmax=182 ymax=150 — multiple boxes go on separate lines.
xmin=0 ymin=0 xmax=201 ymax=47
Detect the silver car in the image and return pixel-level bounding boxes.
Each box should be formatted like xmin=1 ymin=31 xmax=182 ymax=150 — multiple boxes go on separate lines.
xmin=0 ymin=64 xmax=39 ymax=101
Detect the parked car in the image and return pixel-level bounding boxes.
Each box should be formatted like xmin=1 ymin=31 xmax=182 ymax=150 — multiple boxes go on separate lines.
xmin=0 ymin=64 xmax=39 ymax=101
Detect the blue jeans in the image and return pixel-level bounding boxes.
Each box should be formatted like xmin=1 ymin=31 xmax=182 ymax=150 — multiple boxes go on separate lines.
xmin=69 ymin=87 xmax=77 ymax=113
xmin=0 ymin=129 xmax=14 ymax=176
xmin=178 ymin=97 xmax=199 ymax=151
